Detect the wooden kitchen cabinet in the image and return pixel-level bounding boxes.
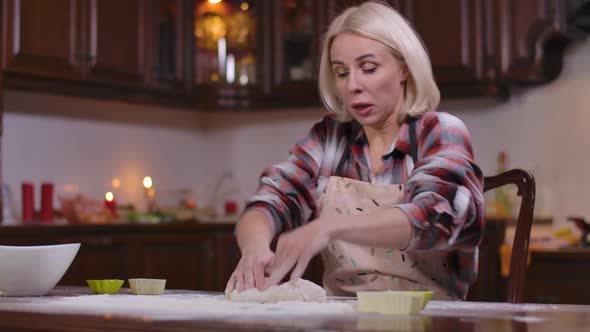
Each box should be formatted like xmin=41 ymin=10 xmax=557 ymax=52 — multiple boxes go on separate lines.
xmin=81 ymin=0 xmax=147 ymax=86
xmin=259 ymin=0 xmax=328 ymax=107
xmin=141 ymin=233 xmax=216 ymax=290
xmin=327 ymin=0 xmax=495 ymax=98
xmin=0 ymin=223 xmax=226 ymax=291
xmin=144 ymin=0 xmax=188 ymax=91
xmin=1 ymin=0 xmax=581 ymax=109
xmin=0 ymin=0 xmax=3 ymax=219
xmin=64 ymin=238 xmax=130 ymax=285
xmin=2 ymin=0 xmax=147 ymax=88
xmin=2 ymin=0 xmax=84 ymax=81
xmin=0 ymin=222 xmax=324 ymax=293
xmin=492 ymin=0 xmax=573 ymax=84
xmin=406 ymin=0 xmax=496 ymax=98
xmin=524 ymin=249 xmax=590 ymax=304
xmin=214 ymin=232 xmax=241 ymax=291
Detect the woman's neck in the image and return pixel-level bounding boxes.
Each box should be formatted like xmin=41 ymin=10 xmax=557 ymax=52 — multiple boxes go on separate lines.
xmin=363 ymin=116 xmax=400 ymax=156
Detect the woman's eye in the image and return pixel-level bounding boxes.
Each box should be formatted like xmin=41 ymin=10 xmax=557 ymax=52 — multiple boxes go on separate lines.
xmin=362 ymin=65 xmax=377 ymax=73
xmin=335 ymin=70 xmax=349 ymax=78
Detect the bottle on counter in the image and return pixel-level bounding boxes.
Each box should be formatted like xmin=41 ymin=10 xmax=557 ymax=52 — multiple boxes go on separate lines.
xmin=494 ymin=151 xmax=514 ymax=217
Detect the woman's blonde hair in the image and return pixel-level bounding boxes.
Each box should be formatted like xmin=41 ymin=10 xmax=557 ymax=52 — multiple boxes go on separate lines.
xmin=318 ymin=1 xmax=440 ymax=123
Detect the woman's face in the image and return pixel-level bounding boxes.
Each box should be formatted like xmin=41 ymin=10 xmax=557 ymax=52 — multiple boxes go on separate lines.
xmin=330 ymin=32 xmax=406 ymax=129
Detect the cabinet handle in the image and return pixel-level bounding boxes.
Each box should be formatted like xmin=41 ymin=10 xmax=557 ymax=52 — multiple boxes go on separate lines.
xmin=205 ymin=244 xmax=215 ymax=266
xmin=85 ymin=237 xmax=113 ymax=247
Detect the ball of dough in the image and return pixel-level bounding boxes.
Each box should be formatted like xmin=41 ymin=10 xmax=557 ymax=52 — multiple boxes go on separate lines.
xmin=226 ymin=278 xmax=327 ymax=303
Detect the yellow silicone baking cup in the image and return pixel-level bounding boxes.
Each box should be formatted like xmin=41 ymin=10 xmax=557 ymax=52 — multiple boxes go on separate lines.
xmin=86 ymin=279 xmax=124 ymax=294
xmin=356 ymin=290 xmax=432 ymax=315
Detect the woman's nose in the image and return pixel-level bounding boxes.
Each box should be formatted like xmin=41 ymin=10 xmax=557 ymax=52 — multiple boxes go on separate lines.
xmin=347 ymin=74 xmax=362 ymax=93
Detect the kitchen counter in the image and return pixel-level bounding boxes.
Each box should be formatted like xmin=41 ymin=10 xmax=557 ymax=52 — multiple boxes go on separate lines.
xmin=0 ymin=222 xmax=244 ymax=292
xmin=0 ymin=287 xmax=589 ymax=331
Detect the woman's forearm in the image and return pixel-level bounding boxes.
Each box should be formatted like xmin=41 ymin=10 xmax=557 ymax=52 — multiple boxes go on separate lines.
xmin=323 ymin=208 xmax=413 ymax=249
xmin=235 ymin=210 xmax=274 ymax=252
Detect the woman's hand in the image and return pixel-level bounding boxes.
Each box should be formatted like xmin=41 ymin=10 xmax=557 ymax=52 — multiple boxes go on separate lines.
xmin=225 ymin=243 xmax=275 ymax=293
xmin=265 ymin=220 xmax=330 ymax=288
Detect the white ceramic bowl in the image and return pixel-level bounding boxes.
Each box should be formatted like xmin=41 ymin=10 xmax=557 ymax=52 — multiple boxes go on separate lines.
xmin=0 ymin=243 xmax=80 ymax=296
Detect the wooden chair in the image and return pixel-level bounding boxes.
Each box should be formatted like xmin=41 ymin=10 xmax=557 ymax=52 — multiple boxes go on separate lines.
xmin=483 ymin=169 xmax=536 ymax=303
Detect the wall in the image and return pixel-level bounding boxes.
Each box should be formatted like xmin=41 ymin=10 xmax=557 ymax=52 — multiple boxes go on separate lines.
xmin=2 ymin=92 xmax=210 ymax=215
xmin=3 ymin=39 xmax=589 ymax=226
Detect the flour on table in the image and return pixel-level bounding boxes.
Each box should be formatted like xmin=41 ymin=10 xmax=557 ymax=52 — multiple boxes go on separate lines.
xmin=0 ymin=291 xmax=353 ymax=321
xmin=226 ymin=278 xmax=327 ymax=303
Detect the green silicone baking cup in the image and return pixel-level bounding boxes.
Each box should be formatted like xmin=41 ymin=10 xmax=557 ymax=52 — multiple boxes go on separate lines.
xmin=408 ymin=291 xmax=433 ymax=308
xmin=86 ymin=279 xmax=125 ymax=294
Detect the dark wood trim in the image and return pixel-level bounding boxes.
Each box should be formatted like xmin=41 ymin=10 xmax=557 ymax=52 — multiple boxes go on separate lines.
xmin=0 ymin=221 xmax=235 ymax=238
xmin=4 ymin=72 xmax=195 ymax=109
xmin=182 ymin=0 xmax=193 ymax=95
xmin=0 ymin=0 xmax=4 ymax=223
xmin=260 ymin=0 xmax=272 ymax=95
xmin=495 ymin=0 xmax=574 ymax=84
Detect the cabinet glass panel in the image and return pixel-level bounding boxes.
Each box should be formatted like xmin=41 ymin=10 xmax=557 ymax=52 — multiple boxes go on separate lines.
xmin=280 ymin=0 xmax=315 ymax=82
xmin=193 ymin=0 xmax=257 ymax=85
xmin=155 ymin=0 xmax=181 ymax=82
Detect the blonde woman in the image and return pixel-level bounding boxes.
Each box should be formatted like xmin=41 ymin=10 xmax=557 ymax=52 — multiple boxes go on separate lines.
xmin=226 ymin=1 xmax=484 ymax=300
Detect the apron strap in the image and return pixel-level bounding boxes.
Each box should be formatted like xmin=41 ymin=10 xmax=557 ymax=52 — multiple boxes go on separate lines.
xmin=335 ymin=146 xmax=350 ymax=176
xmin=408 ymin=118 xmax=418 ymax=164
xmin=336 ymin=119 xmax=419 ymax=174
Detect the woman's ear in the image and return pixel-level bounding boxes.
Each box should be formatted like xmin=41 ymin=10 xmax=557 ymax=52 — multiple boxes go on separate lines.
xmin=400 ymin=65 xmax=409 ymax=84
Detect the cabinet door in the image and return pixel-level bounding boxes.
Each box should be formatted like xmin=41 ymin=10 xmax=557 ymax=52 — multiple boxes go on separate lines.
xmin=141 ymin=235 xmax=215 ymax=291
xmin=494 ymin=0 xmax=567 ymax=82
xmin=2 ymin=0 xmax=84 ymax=80
xmin=82 ymin=0 xmax=146 ymax=86
xmin=191 ymin=0 xmax=262 ymax=108
xmin=59 ymin=237 xmax=130 ymax=286
xmin=1 ymin=0 xmax=4 ymax=145
xmin=214 ymin=232 xmax=241 ymax=291
xmin=145 ymin=0 xmax=187 ymax=91
xmin=406 ymin=0 xmax=489 ymax=91
xmin=328 ymin=0 xmax=492 ymax=97
xmin=264 ymin=0 xmax=325 ymax=105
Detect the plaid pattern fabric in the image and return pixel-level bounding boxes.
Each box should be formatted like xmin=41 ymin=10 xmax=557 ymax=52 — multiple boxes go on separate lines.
xmin=244 ymin=111 xmax=484 ymax=298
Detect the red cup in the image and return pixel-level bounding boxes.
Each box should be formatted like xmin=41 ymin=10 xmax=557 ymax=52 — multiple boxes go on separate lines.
xmin=224 ymin=200 xmax=238 ymax=215
xmin=104 ymin=197 xmax=117 ymax=216
xmin=22 ymin=182 xmax=34 ymax=222
xmin=40 ymin=182 xmax=54 ymax=223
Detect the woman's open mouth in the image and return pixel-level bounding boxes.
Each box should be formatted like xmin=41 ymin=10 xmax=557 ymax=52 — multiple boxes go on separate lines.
xmin=351 ymin=103 xmax=373 ymax=116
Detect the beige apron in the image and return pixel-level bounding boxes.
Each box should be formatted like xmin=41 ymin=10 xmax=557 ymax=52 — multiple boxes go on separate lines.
xmin=319 ymin=176 xmax=456 ymax=300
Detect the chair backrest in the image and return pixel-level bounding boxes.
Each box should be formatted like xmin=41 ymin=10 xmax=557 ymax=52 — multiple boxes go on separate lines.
xmin=483 ymin=169 xmax=536 ymax=303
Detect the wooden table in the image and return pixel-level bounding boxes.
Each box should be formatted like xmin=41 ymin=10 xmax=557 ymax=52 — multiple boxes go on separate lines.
xmin=0 ymin=287 xmax=589 ymax=331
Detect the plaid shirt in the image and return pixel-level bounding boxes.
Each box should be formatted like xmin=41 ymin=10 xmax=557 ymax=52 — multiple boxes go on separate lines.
xmin=244 ymin=111 xmax=484 ymax=299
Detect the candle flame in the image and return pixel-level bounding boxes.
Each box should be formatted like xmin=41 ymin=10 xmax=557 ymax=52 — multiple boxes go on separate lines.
xmin=208 ymin=0 xmax=222 ymax=3
xmin=105 ymin=192 xmax=114 ymax=202
xmin=143 ymin=176 xmax=153 ymax=189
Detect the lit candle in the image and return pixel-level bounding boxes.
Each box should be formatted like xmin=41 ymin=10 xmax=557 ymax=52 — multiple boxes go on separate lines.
xmin=143 ymin=176 xmax=156 ymax=212
xmin=143 ymin=176 xmax=153 ymax=190
xmin=104 ymin=191 xmax=117 ymax=214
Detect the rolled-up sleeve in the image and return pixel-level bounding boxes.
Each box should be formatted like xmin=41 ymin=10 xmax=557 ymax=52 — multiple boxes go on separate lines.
xmin=242 ymin=120 xmax=327 ymax=236
xmin=396 ymin=113 xmax=484 ymax=252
